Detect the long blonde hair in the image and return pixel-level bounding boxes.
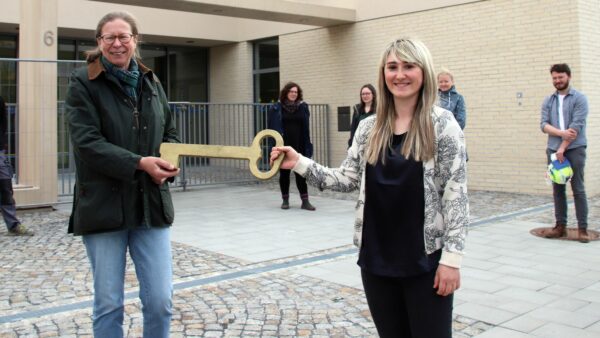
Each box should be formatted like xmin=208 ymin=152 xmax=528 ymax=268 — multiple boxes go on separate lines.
xmin=366 ymin=38 xmax=437 ymax=164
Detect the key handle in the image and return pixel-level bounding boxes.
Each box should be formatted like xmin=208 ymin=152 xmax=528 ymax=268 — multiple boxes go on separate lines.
xmin=249 ymin=129 xmax=284 ymax=179
xmin=159 ymin=129 xmax=284 ymax=180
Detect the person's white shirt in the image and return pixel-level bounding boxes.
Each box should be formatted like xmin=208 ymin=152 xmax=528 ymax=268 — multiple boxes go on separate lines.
xmin=558 ymin=94 xmax=566 ymax=130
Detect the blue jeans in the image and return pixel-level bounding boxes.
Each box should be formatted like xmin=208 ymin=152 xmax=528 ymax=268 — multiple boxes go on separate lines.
xmin=547 ymin=147 xmax=588 ymax=229
xmin=83 ymin=227 xmax=173 ymax=338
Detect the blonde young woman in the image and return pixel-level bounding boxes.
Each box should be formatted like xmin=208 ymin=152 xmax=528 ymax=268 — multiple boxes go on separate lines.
xmin=270 ymin=38 xmax=468 ymax=337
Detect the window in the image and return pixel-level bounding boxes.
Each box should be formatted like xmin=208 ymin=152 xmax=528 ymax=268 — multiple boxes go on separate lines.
xmin=58 ymin=39 xmax=76 ymax=60
xmin=253 ymin=38 xmax=279 ymax=103
xmin=0 ymin=35 xmax=17 ymax=103
xmin=77 ymin=40 xmax=96 ymax=61
xmin=58 ymin=39 xmax=93 ymax=101
xmin=141 ymin=44 xmax=168 ymax=88
xmin=167 ymin=47 xmax=208 ymax=102
xmin=0 ymin=34 xmax=18 ymax=167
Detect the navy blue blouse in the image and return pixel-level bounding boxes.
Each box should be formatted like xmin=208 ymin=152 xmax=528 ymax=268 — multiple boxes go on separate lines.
xmin=358 ymin=133 xmax=440 ymax=277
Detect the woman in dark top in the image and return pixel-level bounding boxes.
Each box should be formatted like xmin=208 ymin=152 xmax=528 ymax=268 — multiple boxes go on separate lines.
xmin=271 ymin=38 xmax=468 ymax=337
xmin=348 ymin=84 xmax=376 ymax=147
xmin=268 ymin=82 xmax=315 ymax=210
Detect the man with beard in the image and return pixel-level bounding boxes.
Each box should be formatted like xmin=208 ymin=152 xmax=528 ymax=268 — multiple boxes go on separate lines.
xmin=540 ymin=63 xmax=590 ymax=243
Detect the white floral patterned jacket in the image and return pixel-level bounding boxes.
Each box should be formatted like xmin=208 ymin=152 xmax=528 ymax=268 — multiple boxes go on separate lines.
xmin=293 ymin=106 xmax=469 ymax=268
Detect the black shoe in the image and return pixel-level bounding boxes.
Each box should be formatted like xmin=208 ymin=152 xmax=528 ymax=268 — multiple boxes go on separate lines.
xmin=281 ymin=199 xmax=290 ymax=210
xmin=301 ymin=200 xmax=316 ymax=211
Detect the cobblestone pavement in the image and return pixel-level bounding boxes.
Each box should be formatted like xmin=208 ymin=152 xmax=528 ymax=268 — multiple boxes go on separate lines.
xmin=0 ymin=213 xmax=250 ymax=317
xmin=260 ymin=180 xmax=552 ymax=221
xmin=0 ymin=187 xmax=594 ymax=337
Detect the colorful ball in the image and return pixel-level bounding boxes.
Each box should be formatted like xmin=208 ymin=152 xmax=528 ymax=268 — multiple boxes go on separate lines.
xmin=547 ymin=158 xmax=573 ymax=185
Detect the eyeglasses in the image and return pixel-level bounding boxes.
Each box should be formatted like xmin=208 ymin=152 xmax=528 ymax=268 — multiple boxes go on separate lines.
xmin=288 ymin=90 xmax=298 ymax=93
xmin=361 ymin=92 xmax=372 ymax=96
xmin=99 ymin=33 xmax=135 ymax=44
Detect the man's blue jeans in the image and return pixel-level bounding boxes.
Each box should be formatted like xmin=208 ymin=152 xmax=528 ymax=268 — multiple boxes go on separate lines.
xmin=547 ymin=147 xmax=588 ymax=229
xmin=83 ymin=227 xmax=173 ymax=338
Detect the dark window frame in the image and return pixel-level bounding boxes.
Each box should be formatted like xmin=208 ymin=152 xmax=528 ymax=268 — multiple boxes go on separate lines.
xmin=252 ymin=37 xmax=279 ymax=103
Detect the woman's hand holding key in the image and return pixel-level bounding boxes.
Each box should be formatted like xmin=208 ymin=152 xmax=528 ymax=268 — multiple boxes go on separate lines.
xmin=270 ymin=146 xmax=300 ymax=170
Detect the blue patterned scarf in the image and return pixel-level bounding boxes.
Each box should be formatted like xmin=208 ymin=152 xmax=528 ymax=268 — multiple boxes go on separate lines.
xmin=101 ymin=56 xmax=140 ymax=102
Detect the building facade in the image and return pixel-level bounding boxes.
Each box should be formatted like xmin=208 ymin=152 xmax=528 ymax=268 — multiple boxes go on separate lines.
xmin=1 ymin=0 xmax=598 ymax=206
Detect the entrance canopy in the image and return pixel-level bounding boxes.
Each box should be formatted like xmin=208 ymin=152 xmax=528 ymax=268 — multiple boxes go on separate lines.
xmin=87 ymin=0 xmax=356 ymax=26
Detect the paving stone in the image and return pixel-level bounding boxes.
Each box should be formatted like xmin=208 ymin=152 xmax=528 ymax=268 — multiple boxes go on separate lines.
xmin=5 ymin=189 xmax=595 ymax=337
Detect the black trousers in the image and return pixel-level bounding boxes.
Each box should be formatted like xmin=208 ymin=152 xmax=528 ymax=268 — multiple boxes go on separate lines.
xmin=279 ymin=169 xmax=308 ymax=197
xmin=361 ymin=268 xmax=453 ymax=338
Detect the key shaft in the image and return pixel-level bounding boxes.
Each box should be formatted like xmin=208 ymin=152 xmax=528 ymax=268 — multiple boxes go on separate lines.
xmin=160 ymin=129 xmax=284 ymax=180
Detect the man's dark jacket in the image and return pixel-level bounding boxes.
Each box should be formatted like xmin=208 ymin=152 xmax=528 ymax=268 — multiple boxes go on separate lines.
xmin=65 ymin=58 xmax=180 ymax=235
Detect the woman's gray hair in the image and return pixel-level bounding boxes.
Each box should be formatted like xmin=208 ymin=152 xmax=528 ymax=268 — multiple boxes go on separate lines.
xmin=85 ymin=11 xmax=142 ymax=63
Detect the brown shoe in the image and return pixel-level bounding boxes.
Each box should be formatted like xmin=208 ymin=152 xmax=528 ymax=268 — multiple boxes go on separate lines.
xmin=544 ymin=223 xmax=566 ymax=238
xmin=578 ymin=229 xmax=590 ymax=243
xmin=8 ymin=224 xmax=34 ymax=236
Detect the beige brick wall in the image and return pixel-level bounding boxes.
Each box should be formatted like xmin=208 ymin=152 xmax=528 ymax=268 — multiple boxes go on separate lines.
xmin=208 ymin=42 xmax=255 ymax=170
xmin=209 ymin=42 xmax=253 ymax=103
xmin=577 ymin=0 xmax=600 ymax=196
xmin=279 ymin=0 xmax=599 ymax=196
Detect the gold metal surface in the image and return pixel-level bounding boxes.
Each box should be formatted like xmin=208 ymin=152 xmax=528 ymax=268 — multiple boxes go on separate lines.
xmin=160 ymin=129 xmax=284 ymax=180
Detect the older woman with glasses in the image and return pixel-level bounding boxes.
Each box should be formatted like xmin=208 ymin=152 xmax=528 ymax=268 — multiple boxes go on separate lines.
xmin=65 ymin=11 xmax=180 ymax=338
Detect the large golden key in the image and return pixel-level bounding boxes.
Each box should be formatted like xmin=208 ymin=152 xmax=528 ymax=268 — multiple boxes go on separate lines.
xmin=159 ymin=129 xmax=284 ymax=180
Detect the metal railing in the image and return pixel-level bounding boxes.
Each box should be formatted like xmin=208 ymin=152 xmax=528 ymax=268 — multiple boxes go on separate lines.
xmin=10 ymin=102 xmax=329 ymax=196
xmin=3 ymin=104 xmax=17 ymax=172
xmin=166 ymin=102 xmax=329 ymax=191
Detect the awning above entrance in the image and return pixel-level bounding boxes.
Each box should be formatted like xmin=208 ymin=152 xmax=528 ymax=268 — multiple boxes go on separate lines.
xmin=86 ymin=0 xmax=356 ymax=26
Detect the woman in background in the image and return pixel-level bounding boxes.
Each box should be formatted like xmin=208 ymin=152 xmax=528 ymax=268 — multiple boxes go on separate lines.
xmin=348 ymin=84 xmax=377 ymax=147
xmin=268 ymin=82 xmax=315 ymax=210
xmin=437 ymin=68 xmax=466 ymax=130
